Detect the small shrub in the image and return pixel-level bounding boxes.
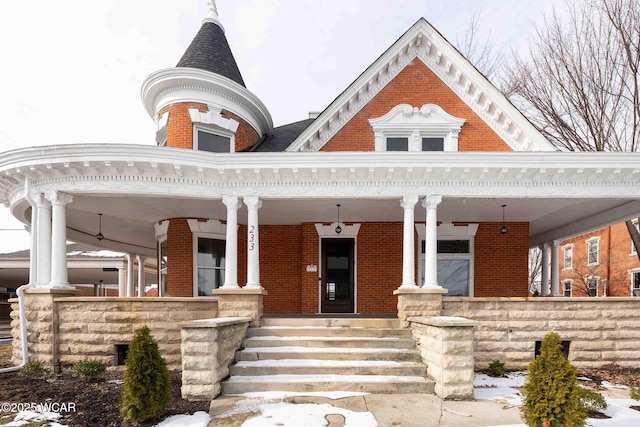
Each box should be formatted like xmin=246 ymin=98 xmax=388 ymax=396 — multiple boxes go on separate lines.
xmin=579 ymin=387 xmax=607 ymax=413
xmin=118 ymin=326 xmax=172 ymax=423
xmin=631 ymin=387 xmax=640 ymax=401
xmin=488 ymin=360 xmax=507 ymax=377
xmin=19 ymin=361 xmax=50 ymax=378
xmin=71 ymin=359 xmax=106 ymax=378
xmin=521 ymin=332 xmax=588 ymax=427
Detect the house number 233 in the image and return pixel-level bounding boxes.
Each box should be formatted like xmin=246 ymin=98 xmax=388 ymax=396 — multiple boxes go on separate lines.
xmin=249 ymin=225 xmax=256 ymax=251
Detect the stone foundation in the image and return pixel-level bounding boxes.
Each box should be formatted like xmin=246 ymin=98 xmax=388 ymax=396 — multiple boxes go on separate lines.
xmin=408 ymin=316 xmax=477 ymax=400
xmin=181 ymin=317 xmax=251 ymax=400
xmin=213 ymin=288 xmax=267 ymax=327
xmin=394 ymin=287 xmax=448 ymax=326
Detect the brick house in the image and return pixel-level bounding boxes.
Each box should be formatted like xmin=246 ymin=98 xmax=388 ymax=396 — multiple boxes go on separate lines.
xmin=1 ymin=1 xmax=640 ymax=316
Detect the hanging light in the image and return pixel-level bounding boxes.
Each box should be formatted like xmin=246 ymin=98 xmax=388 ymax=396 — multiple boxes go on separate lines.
xmin=96 ymin=213 xmax=104 ymax=241
xmin=501 ymin=204 xmax=508 ymax=234
xmin=335 ymin=204 xmax=342 ymax=235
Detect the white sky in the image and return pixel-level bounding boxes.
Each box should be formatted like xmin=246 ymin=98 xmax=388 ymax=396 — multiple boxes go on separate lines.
xmin=0 ymin=0 xmax=556 ymax=253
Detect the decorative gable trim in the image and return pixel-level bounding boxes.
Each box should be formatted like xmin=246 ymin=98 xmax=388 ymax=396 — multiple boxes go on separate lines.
xmin=286 ymin=19 xmax=556 ymax=153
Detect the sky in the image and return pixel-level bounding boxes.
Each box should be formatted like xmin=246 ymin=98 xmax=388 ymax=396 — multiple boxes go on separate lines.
xmin=0 ymin=0 xmax=557 ymax=253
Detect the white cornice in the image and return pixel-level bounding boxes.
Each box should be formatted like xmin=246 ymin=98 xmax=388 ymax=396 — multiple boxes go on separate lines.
xmin=141 ymin=67 xmax=273 ymax=137
xmin=286 ymin=19 xmax=555 ymax=153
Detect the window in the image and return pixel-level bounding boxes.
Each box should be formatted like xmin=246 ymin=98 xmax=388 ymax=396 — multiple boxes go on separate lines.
xmin=195 ymin=128 xmax=232 ymax=153
xmin=369 ymin=104 xmax=465 ymax=152
xmin=587 ymin=239 xmax=599 ymax=265
xmin=420 ymin=238 xmax=473 ymax=297
xmin=587 ymin=277 xmax=598 ymax=297
xmin=159 ymin=239 xmax=167 ymax=297
xmin=563 ymin=280 xmax=572 ymax=297
xmin=632 ymin=272 xmax=640 ymax=297
xmin=563 ymin=246 xmax=573 ymax=270
xmin=195 ymin=237 xmax=226 ymax=296
xmin=386 ymin=137 xmax=408 ymax=151
xmin=632 ymin=221 xmax=639 ymax=254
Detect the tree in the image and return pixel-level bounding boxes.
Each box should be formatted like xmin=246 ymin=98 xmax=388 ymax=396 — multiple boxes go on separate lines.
xmin=504 ymin=0 xmax=640 ymax=256
xmin=455 ymin=9 xmax=504 ymax=83
xmin=528 ymin=247 xmax=543 ymax=295
xmin=119 ymin=326 xmax=172 ymax=423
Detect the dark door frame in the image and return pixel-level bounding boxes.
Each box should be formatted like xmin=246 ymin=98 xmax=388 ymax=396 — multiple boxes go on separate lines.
xmin=320 ymin=238 xmax=355 ymax=313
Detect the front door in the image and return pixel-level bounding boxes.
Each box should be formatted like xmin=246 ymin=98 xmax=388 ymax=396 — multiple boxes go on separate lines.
xmin=321 ymin=238 xmax=355 ymax=313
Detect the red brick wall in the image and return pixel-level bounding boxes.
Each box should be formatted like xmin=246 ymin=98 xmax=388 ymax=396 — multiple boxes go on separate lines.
xmin=159 ymin=103 xmax=260 ymax=150
xmin=166 ymin=218 xmax=193 ymax=297
xmin=321 ymin=59 xmax=511 ymax=152
xmin=301 ymin=223 xmax=320 ymax=314
xmin=474 ymin=222 xmax=530 ymax=297
xmin=559 ymin=224 xmax=640 ymax=297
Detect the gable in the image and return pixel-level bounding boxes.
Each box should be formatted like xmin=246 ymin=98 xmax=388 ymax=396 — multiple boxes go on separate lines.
xmin=287 ymin=19 xmax=556 ymax=153
xmin=320 ymin=60 xmax=511 ymax=152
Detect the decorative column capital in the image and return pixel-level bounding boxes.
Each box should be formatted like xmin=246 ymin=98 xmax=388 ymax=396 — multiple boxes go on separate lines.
xmin=45 ymin=191 xmax=73 ymax=206
xmin=32 ymin=192 xmax=50 ymax=208
xmin=401 ymin=194 xmax=419 ymax=209
xmin=222 ymin=195 xmax=242 ymax=210
xmin=243 ymin=196 xmax=262 ymax=210
xmin=422 ymin=195 xmax=442 ymax=209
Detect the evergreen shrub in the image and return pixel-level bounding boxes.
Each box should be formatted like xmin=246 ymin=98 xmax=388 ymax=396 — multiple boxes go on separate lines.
xmin=578 ymin=387 xmax=607 ymax=413
xmin=488 ymin=359 xmax=507 ymax=377
xmin=118 ymin=326 xmax=172 ymax=423
xmin=631 ymin=387 xmax=640 ymax=401
xmin=71 ymin=359 xmax=106 ymax=378
xmin=521 ymin=331 xmax=587 ymax=427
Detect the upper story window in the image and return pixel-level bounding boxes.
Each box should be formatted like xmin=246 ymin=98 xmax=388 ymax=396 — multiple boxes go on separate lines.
xmin=189 ymin=107 xmax=239 ymax=153
xmin=563 ymin=245 xmax=573 ymax=270
xmin=369 ymin=104 xmax=465 ymax=152
xmin=587 ymin=238 xmax=599 ymax=265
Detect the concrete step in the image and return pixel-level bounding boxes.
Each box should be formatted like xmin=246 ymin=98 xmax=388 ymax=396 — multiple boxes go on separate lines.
xmin=236 ymin=346 xmax=423 ymax=362
xmin=242 ymin=335 xmax=416 ymax=349
xmin=247 ymin=326 xmax=412 ymax=338
xmin=221 ymin=374 xmax=434 ymax=395
xmin=260 ymin=317 xmax=401 ymax=329
xmin=230 ymin=359 xmax=427 ymax=377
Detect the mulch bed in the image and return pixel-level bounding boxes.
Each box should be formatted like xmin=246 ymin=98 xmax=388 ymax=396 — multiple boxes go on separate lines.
xmin=0 ymin=369 xmax=209 ymax=427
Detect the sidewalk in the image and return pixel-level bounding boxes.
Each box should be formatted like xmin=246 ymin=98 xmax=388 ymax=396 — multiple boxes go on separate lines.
xmin=210 ymin=393 xmax=524 ymax=427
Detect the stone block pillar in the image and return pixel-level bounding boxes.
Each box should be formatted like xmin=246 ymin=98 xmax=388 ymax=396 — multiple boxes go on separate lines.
xmin=394 ymin=287 xmax=447 ymax=326
xmin=409 ymin=316 xmax=477 ymax=400
xmin=213 ymin=288 xmax=268 ymax=327
xmin=181 ymin=317 xmax=251 ymax=400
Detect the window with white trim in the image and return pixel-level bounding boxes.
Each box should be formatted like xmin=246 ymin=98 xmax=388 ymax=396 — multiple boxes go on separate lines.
xmin=632 ymin=271 xmax=640 ymax=297
xmin=587 ymin=277 xmax=598 ymax=297
xmin=563 ymin=245 xmax=573 ymax=270
xmin=194 ymin=235 xmax=226 ymax=296
xmin=632 ymin=220 xmax=639 ymax=255
xmin=159 ymin=239 xmax=167 ymax=297
xmin=563 ymin=280 xmax=572 ymax=297
xmin=369 ymin=104 xmax=465 ymax=152
xmin=587 ymin=238 xmax=599 ymax=265
xmin=194 ymin=126 xmax=234 ymax=153
xmin=420 ymin=238 xmax=473 ymax=297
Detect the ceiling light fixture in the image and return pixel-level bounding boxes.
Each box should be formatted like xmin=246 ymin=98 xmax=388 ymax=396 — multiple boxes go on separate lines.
xmin=501 ymin=204 xmax=508 ymax=234
xmin=96 ymin=213 xmax=104 ymax=241
xmin=335 ymin=204 xmax=342 ymax=235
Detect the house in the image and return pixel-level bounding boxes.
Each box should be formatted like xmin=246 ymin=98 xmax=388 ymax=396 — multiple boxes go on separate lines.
xmin=2 ymin=0 xmax=640 ymax=400
xmin=558 ymin=222 xmax=640 ymax=297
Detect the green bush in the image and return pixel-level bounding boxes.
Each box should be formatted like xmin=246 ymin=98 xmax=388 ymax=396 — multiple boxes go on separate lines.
xmin=631 ymin=387 xmax=640 ymax=401
xmin=578 ymin=386 xmax=607 ymax=413
xmin=521 ymin=332 xmax=588 ymax=427
xmin=118 ymin=326 xmax=172 ymax=423
xmin=71 ymin=359 xmax=107 ymax=378
xmin=488 ymin=360 xmax=507 ymax=377
xmin=19 ymin=361 xmax=50 ymax=378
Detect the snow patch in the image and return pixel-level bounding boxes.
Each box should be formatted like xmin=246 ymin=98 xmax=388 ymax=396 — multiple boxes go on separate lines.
xmin=155 ymin=411 xmax=210 ymax=427
xmin=240 ymin=402 xmax=378 ymax=427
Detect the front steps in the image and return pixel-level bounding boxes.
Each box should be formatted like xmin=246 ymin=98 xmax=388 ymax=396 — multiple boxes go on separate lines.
xmin=221 ymin=317 xmax=434 ymax=395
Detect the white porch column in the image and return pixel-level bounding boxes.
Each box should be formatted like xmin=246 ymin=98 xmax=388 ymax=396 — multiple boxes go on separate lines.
xmin=222 ymin=195 xmax=241 ymax=289
xmin=28 ymin=191 xmax=39 ymax=285
xmin=399 ymin=194 xmax=419 ymax=289
xmin=540 ymin=243 xmax=550 ymax=296
xmin=422 ymin=195 xmax=442 ymax=288
xmin=550 ymin=240 xmax=561 ymax=296
xmin=126 ymin=253 xmax=135 ymax=297
xmin=244 ymin=196 xmax=262 ymax=289
xmin=46 ymin=191 xmax=73 ymax=288
xmin=34 ymin=193 xmax=52 ymax=286
xmin=137 ymin=255 xmax=146 ymax=296
xmin=118 ymin=266 xmax=127 ymax=297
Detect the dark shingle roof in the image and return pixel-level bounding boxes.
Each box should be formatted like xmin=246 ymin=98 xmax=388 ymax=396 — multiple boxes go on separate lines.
xmin=176 ymin=22 xmax=245 ymax=87
xmin=248 ymin=119 xmax=315 ymax=152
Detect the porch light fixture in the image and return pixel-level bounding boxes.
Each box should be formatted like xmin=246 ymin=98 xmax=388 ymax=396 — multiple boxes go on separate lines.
xmin=335 ymin=204 xmax=342 ymax=235
xmin=501 ymin=204 xmax=508 ymax=234
xmin=96 ymin=213 xmax=104 ymax=241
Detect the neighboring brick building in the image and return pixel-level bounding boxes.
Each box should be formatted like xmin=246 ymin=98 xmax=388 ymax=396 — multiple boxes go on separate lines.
xmin=559 ymin=222 xmax=640 ymax=297
xmin=1 ymin=1 xmax=640 ymax=317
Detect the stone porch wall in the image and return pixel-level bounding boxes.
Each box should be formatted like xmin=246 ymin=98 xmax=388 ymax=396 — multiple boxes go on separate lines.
xmin=443 ymin=297 xmax=640 ymax=370
xmin=10 ymin=293 xmax=218 ymax=371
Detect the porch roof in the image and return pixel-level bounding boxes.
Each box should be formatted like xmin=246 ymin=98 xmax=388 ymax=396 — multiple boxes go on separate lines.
xmin=1 ymin=144 xmax=639 ymax=256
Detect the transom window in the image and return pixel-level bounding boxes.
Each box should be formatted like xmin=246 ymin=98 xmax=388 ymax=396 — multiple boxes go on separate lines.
xmin=369 ymin=104 xmax=465 ymax=152
xmin=587 ymin=238 xmax=599 ymax=265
